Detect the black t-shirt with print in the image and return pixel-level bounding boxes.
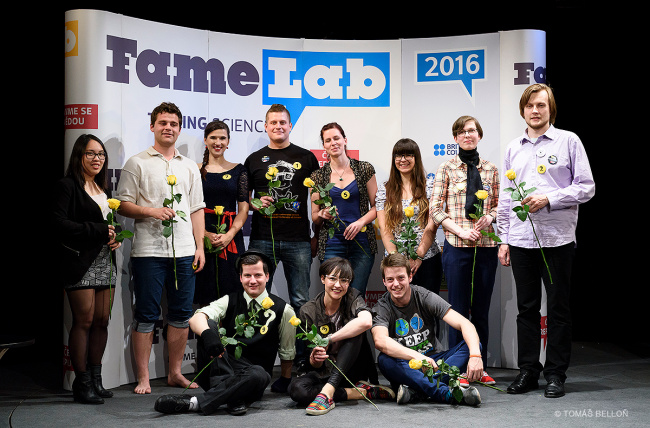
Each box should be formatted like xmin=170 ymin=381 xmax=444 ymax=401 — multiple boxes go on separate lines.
xmin=244 ymin=143 xmax=319 ymax=242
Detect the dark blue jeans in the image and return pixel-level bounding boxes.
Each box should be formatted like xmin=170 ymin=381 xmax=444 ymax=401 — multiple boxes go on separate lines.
xmin=131 ymin=256 xmax=195 ymax=332
xmin=442 ymin=240 xmax=497 ymax=364
xmin=248 ymin=239 xmax=312 ymax=311
xmin=377 ymin=340 xmax=473 ymax=403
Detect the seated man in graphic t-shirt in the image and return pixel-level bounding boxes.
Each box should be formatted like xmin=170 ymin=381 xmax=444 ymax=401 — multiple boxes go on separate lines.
xmin=371 ymin=253 xmax=484 ymax=406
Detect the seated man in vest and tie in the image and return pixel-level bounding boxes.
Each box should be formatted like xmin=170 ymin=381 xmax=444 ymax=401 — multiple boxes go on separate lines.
xmin=154 ymin=250 xmax=297 ymax=416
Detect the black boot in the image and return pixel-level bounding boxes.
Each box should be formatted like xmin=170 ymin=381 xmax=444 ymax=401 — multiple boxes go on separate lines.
xmin=72 ymin=371 xmax=104 ymax=404
xmin=89 ymin=364 xmax=114 ymax=398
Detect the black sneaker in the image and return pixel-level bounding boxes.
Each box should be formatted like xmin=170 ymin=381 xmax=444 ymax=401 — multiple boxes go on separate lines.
xmin=227 ymin=401 xmax=247 ymax=415
xmin=154 ymin=394 xmax=192 ymax=414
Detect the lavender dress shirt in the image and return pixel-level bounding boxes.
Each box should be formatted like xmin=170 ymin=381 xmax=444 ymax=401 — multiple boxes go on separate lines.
xmin=497 ymin=125 xmax=595 ymax=248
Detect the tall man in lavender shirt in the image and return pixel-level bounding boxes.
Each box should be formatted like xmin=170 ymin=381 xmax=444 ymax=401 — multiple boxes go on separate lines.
xmin=497 ymin=83 xmax=595 ymax=398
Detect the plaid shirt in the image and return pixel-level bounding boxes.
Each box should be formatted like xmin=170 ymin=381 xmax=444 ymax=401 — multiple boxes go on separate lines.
xmin=430 ymin=156 xmax=500 ymax=248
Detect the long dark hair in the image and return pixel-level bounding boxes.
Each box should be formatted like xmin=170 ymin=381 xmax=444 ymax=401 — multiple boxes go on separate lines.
xmin=65 ymin=134 xmax=109 ymax=192
xmin=384 ymin=138 xmax=428 ymax=232
xmin=200 ymin=120 xmax=231 ymax=180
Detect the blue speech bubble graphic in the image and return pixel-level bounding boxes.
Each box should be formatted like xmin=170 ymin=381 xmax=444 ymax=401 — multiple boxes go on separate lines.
xmin=263 ymin=49 xmax=390 ymax=124
xmin=415 ymin=49 xmax=485 ymax=97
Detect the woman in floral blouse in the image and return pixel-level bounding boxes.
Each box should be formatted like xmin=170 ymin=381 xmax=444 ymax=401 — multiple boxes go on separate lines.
xmin=310 ymin=123 xmax=378 ymax=296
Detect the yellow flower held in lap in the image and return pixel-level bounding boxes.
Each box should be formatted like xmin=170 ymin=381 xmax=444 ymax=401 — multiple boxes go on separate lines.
xmin=261 ymin=296 xmax=274 ymax=310
xmin=409 ymin=359 xmax=423 ymax=370
xmin=214 ymin=205 xmax=224 ymax=215
xmin=167 ymin=175 xmax=177 ymax=185
xmin=289 ymin=315 xmax=301 ymax=327
xmin=404 ymin=206 xmax=415 ymax=218
xmin=505 ymin=169 xmax=516 ymax=181
xmin=107 ymin=198 xmax=121 ymax=210
xmin=475 ymin=190 xmax=488 ymax=200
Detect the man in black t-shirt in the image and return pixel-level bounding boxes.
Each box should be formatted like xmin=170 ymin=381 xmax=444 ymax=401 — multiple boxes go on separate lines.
xmin=371 ymin=253 xmax=484 ymax=406
xmin=244 ymin=104 xmax=319 ymax=314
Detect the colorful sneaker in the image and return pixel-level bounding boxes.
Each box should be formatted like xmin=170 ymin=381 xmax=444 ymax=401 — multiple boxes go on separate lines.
xmin=459 ymin=373 xmax=469 ymax=388
xmin=306 ymin=393 xmax=335 ymax=415
xmin=355 ymin=380 xmax=395 ymax=400
xmin=480 ymin=371 xmax=496 ymax=385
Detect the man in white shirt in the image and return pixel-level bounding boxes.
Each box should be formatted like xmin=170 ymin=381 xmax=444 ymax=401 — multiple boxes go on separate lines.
xmin=117 ymin=102 xmax=205 ymax=395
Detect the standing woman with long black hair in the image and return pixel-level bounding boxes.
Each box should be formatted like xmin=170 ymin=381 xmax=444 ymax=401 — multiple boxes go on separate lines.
xmin=53 ymin=134 xmax=120 ymax=404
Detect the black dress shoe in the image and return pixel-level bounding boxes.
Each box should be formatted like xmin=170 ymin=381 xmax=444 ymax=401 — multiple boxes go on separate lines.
xmin=154 ymin=394 xmax=192 ymax=414
xmin=227 ymin=401 xmax=247 ymax=415
xmin=507 ymin=372 xmax=539 ymax=394
xmin=544 ymin=379 xmax=565 ymax=398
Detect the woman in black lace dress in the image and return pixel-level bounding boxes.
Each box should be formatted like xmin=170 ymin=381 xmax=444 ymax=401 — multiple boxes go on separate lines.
xmin=195 ymin=121 xmax=250 ymax=306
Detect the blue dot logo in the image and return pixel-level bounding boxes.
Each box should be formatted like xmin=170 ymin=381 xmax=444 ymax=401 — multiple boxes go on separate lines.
xmin=434 ymin=144 xmax=446 ymax=156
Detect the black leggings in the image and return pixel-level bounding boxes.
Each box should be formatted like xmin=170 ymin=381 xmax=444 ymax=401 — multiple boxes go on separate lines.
xmin=288 ymin=333 xmax=365 ymax=404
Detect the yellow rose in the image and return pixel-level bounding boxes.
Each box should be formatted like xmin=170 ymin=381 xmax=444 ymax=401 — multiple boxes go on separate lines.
xmin=167 ymin=175 xmax=177 ymax=185
xmin=267 ymin=166 xmax=278 ymax=177
xmin=261 ymin=296 xmax=274 ymax=310
xmin=475 ymin=190 xmax=488 ymax=200
xmin=265 ymin=173 xmax=273 ymax=180
xmin=404 ymin=206 xmax=415 ymax=218
xmin=289 ymin=316 xmax=301 ymax=327
xmin=408 ymin=359 xmax=423 ymax=370
xmin=107 ymin=198 xmax=121 ymax=210
xmin=214 ymin=205 xmax=224 ymax=215
xmin=303 ymin=177 xmax=315 ymax=188
xmin=505 ymin=169 xmax=516 ymax=181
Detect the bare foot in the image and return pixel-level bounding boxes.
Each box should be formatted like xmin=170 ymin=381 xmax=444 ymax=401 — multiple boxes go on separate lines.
xmin=134 ymin=379 xmax=151 ymax=394
xmin=168 ymin=373 xmax=198 ymax=389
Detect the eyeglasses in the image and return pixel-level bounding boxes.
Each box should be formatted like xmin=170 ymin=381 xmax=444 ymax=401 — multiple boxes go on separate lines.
xmin=394 ymin=154 xmax=415 ymax=160
xmin=456 ymin=128 xmax=478 ymax=137
xmin=325 ymin=275 xmax=351 ymax=286
xmin=85 ymin=151 xmax=106 ymax=160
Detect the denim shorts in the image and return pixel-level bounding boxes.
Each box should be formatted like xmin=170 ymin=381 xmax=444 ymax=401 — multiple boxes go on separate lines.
xmin=131 ymin=256 xmax=195 ymax=332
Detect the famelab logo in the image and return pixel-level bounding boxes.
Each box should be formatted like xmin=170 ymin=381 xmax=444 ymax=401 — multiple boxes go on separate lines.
xmin=415 ymin=48 xmax=486 ymax=98
xmin=104 ymin=34 xmax=390 ymax=124
xmin=263 ymin=50 xmax=390 ymax=123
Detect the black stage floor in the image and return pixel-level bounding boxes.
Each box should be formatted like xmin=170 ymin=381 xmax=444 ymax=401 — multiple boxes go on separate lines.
xmin=1 ymin=342 xmax=648 ymax=428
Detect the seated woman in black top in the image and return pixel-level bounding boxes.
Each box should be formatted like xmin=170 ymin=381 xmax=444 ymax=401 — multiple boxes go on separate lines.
xmin=288 ymin=257 xmax=394 ymax=415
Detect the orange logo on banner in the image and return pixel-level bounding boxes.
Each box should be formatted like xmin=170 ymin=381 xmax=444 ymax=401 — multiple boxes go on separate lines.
xmin=65 ymin=20 xmax=78 ymax=57
xmin=311 ymin=149 xmax=359 ymax=168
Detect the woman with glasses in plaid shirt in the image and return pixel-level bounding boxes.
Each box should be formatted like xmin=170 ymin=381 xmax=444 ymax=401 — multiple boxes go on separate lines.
xmin=428 ymin=115 xmax=500 ymax=387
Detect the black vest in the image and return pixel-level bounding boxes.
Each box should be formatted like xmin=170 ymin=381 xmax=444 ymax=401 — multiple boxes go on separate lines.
xmin=224 ymin=292 xmax=286 ymax=375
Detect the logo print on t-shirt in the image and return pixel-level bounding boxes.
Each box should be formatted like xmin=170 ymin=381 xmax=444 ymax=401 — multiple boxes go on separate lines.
xmin=395 ymin=318 xmax=409 ymax=336
xmin=410 ymin=314 xmax=424 ymax=332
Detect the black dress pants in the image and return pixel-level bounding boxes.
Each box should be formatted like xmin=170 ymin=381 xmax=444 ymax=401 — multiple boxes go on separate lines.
xmin=510 ymin=242 xmax=575 ymax=382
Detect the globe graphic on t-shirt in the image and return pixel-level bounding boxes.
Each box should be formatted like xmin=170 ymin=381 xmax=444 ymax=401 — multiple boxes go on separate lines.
xmin=410 ymin=314 xmax=424 ymax=331
xmin=395 ymin=319 xmax=409 ymax=336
